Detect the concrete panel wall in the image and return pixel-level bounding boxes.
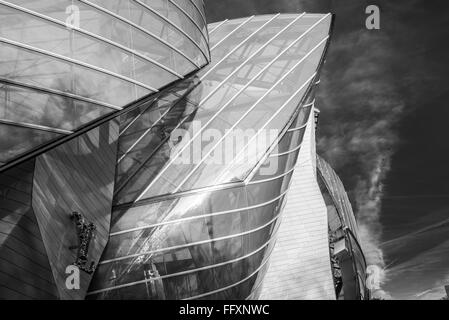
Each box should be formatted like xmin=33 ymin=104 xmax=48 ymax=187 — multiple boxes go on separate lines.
xmin=0 ymin=159 xmax=58 ymax=299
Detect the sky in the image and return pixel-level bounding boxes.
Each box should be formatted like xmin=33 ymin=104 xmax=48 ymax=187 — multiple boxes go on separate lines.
xmin=205 ymin=0 xmax=449 ymax=300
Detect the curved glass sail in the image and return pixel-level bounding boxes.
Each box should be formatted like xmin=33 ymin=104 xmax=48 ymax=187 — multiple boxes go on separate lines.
xmin=88 ymin=13 xmax=332 ymax=300
xmin=0 ymin=0 xmax=210 ymax=165
xmin=114 ymin=13 xmax=332 ymax=205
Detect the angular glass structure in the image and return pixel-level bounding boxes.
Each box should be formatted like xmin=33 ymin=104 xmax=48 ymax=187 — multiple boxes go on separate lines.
xmin=0 ymin=0 xmax=209 ymax=165
xmin=0 ymin=3 xmax=368 ymax=301
xmin=84 ymin=13 xmax=332 ymax=300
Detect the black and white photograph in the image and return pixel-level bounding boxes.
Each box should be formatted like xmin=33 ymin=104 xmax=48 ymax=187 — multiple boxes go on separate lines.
xmin=0 ymin=0 xmax=448 ymax=306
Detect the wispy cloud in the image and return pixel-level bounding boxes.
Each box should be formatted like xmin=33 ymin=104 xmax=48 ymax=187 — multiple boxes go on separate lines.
xmin=316 ymin=27 xmax=405 ymax=298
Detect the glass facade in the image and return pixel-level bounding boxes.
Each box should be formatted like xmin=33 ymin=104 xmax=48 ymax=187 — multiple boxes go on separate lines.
xmin=86 ymin=13 xmax=331 ymax=299
xmin=113 ymin=13 xmax=332 ymax=204
xmin=0 ymin=118 xmax=120 ymax=299
xmin=0 ymin=7 xmax=362 ymax=301
xmin=0 ymin=0 xmax=210 ymax=165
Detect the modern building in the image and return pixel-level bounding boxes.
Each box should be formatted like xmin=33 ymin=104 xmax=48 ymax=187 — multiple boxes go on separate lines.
xmin=0 ymin=0 xmax=367 ymax=300
xmin=0 ymin=0 xmax=209 ymax=165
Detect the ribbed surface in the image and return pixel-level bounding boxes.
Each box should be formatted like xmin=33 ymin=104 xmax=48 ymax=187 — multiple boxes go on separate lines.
xmin=119 ymin=13 xmax=332 ymax=202
xmin=0 ymin=159 xmax=59 ymax=299
xmin=260 ymin=108 xmax=336 ymax=300
xmin=32 ymin=119 xmax=119 ymax=299
xmin=0 ymin=0 xmax=210 ymax=166
xmin=86 ymin=13 xmax=332 ymax=300
xmin=0 ymin=118 xmax=120 ymax=300
xmin=316 ymin=155 xmax=360 ymax=241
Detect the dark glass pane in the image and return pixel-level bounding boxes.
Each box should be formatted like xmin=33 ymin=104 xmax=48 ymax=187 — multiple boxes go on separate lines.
xmin=0 ymin=124 xmax=62 ymax=163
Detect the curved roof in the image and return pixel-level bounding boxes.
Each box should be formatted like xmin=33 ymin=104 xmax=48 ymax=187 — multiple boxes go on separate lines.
xmin=0 ymin=0 xmax=210 ymax=165
xmin=316 ymin=154 xmax=360 ymax=239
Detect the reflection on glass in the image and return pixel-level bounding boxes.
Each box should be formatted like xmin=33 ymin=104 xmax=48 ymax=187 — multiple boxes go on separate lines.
xmin=0 ymin=124 xmax=62 ymax=163
xmin=86 ymin=13 xmax=332 ymax=300
xmin=0 ymin=0 xmax=209 ymax=166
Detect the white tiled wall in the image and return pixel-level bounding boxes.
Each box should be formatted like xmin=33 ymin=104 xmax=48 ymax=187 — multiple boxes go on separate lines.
xmin=259 ymin=107 xmax=336 ymax=300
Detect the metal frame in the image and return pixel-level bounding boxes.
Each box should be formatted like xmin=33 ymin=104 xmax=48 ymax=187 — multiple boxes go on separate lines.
xmin=243 ymin=102 xmax=314 ymax=183
xmin=188 ymin=0 xmax=207 ymax=29
xmin=199 ymin=13 xmax=311 ymax=90
xmin=0 ymin=65 xmax=207 ymax=173
xmin=241 ymin=29 xmax=333 ymax=184
xmin=132 ymin=0 xmax=209 ymax=65
xmin=167 ymin=0 xmax=209 ymax=61
xmin=111 ymin=188 xmax=289 ymax=237
xmin=0 ymin=37 xmax=159 ymax=92
xmin=0 ymin=77 xmax=121 ymax=110
xmin=201 ymin=14 xmax=281 ymax=79
xmin=0 ymin=118 xmax=73 ymax=135
xmin=176 ymin=38 xmax=326 ymax=192
xmin=288 ymin=123 xmax=308 ymax=133
xmin=0 ymin=0 xmax=184 ymax=79
xmin=210 ymin=15 xmax=254 ymax=51
xmin=116 ymin=82 xmax=199 ymax=164
xmin=78 ymin=0 xmax=201 ymax=68
xmin=135 ymin=14 xmax=330 ymax=202
xmin=247 ymin=165 xmax=296 ymax=185
xmin=118 ymin=103 xmax=155 ymax=137
xmin=184 ymin=239 xmax=274 ymax=300
xmin=208 ymin=19 xmax=228 ymax=34
xmin=99 ymin=198 xmax=286 ymax=265
xmin=86 ymin=232 xmax=277 ymax=296
xmin=210 ymin=80 xmax=316 ymax=186
xmin=269 ymin=142 xmax=303 ymax=157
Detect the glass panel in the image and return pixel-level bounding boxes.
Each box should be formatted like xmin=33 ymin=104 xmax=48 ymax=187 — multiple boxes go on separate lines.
xmin=1 ymin=84 xmax=75 ymax=130
xmin=113 ymin=95 xmax=200 ymax=203
xmin=177 ymin=86 xmax=308 ymax=191
xmin=0 ymin=124 xmax=62 ymax=163
xmin=72 ymin=32 xmax=134 ymax=78
xmin=111 ymin=193 xmax=203 ymax=234
xmin=209 ymin=17 xmax=286 ymax=65
xmin=0 ymin=43 xmax=73 ymax=95
xmin=136 ymin=17 xmax=329 ymax=198
xmin=129 ymin=0 xmax=202 ymax=71
xmin=89 ymin=239 xmax=271 ymax=299
xmin=88 ymin=0 xmax=131 ymax=18
xmin=0 ymin=83 xmax=111 ymax=131
xmin=90 ymin=219 xmax=278 ymax=296
xmin=246 ymin=174 xmax=291 ymax=206
xmin=0 ymin=5 xmax=71 ymax=57
xmin=6 ymin=0 xmax=72 ymax=21
xmin=251 ymin=150 xmax=299 ymax=182
xmin=78 ymin=1 xmax=132 ymax=48
xmin=72 ymin=64 xmax=137 ymax=107
xmin=171 ymin=0 xmax=207 ymax=37
xmin=165 ymin=0 xmax=208 ymax=61
xmin=141 ymin=0 xmax=206 ymax=67
xmin=201 ymin=257 xmax=271 ymax=300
